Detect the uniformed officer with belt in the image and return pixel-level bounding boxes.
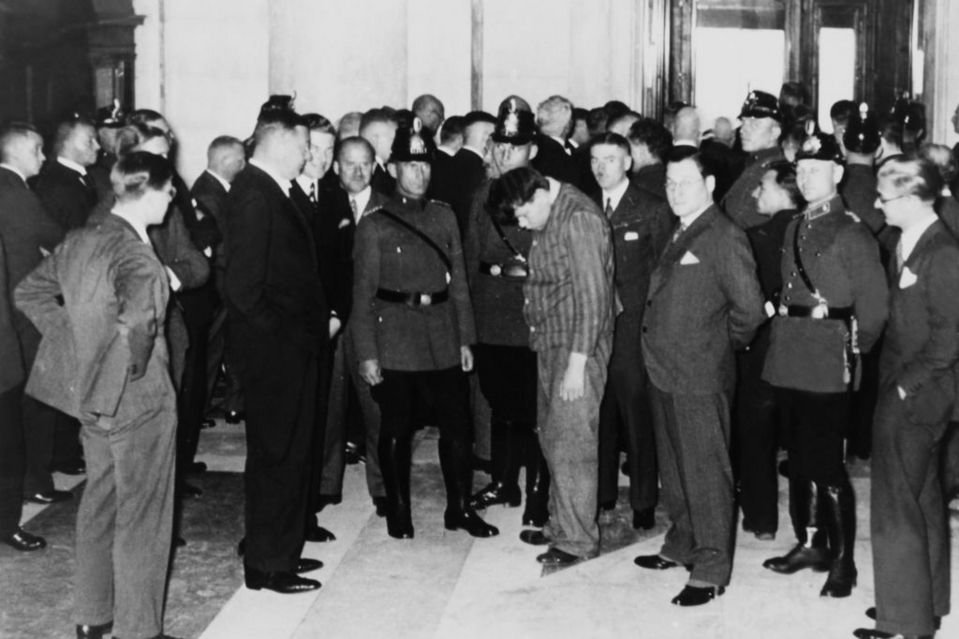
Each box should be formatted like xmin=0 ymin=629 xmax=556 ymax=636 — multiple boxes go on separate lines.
xmin=762 ymin=126 xmax=888 ymax=598
xmin=351 ymin=117 xmax=498 ymax=540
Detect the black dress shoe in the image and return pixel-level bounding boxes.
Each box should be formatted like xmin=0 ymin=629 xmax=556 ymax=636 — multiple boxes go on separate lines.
xmin=853 ymin=629 xmax=933 ymax=639
xmin=633 ymin=507 xmax=655 ymax=530
xmin=315 ymin=494 xmax=342 ymax=512
xmin=53 ymin=460 xmax=86 ymax=475
xmin=864 ymin=607 xmax=940 ymax=631
xmin=763 ymin=543 xmax=831 ymax=574
xmin=76 ymin=621 xmax=112 ymax=638
xmin=245 ymin=568 xmax=320 ymax=593
xmin=25 ymin=489 xmax=72 ymax=504
xmin=519 ymin=529 xmax=550 ymax=546
xmin=372 ymin=496 xmax=388 ymax=517
xmin=469 ymin=481 xmax=522 ymax=509
xmin=634 ymin=554 xmax=689 ymax=571
xmin=536 ymin=547 xmax=580 ymax=565
xmin=188 ymin=461 xmax=208 ymax=474
xmin=445 ymin=509 xmax=499 ymax=537
xmin=178 ymin=482 xmax=202 ymax=499
xmin=224 ymin=410 xmax=245 ymax=425
xmin=305 ymin=524 xmax=336 ymax=542
xmin=295 ymin=557 xmax=323 ymax=573
xmin=671 ymin=584 xmax=725 ymax=606
xmin=344 ymin=442 xmax=365 ymax=465
xmin=1 ymin=527 xmax=47 ymax=551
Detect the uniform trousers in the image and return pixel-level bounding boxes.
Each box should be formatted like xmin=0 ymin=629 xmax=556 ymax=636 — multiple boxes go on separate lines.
xmin=598 ymin=309 xmax=657 ymax=512
xmin=22 ymin=394 xmax=58 ymax=495
xmin=75 ymin=405 xmax=176 ymax=639
xmin=537 ymin=347 xmax=606 ymax=558
xmin=321 ymin=325 xmax=384 ymax=499
xmin=373 ymin=367 xmax=470 ymax=442
xmin=871 ymin=386 xmax=951 ymax=637
xmin=649 ymin=384 xmax=735 ymax=587
xmin=775 ymin=389 xmax=849 ymax=485
xmin=0 ymin=384 xmax=25 ymax=536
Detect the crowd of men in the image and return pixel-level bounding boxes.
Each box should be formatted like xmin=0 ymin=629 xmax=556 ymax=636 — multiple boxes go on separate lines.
xmin=1 ymin=84 xmax=958 ymax=639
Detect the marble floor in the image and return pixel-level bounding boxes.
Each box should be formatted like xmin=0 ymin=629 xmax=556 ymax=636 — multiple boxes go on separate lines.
xmin=10 ymin=419 xmax=959 ymax=639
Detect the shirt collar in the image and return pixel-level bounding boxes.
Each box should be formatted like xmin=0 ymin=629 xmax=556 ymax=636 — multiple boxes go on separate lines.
xmin=550 ymin=135 xmax=570 ymax=153
xmin=206 ymin=169 xmax=231 ymax=192
xmin=294 ymin=174 xmax=317 ymax=193
xmin=463 ymin=145 xmax=485 ymax=160
xmin=899 ymin=212 xmax=939 ymax=263
xmin=677 ymin=201 xmax=711 ymax=229
xmin=601 ymin=178 xmax=630 ymax=213
xmin=349 ymin=185 xmax=372 ymax=219
xmin=0 ymin=164 xmax=27 ymax=184
xmin=112 ymin=210 xmax=151 ymax=245
xmin=57 ymin=156 xmax=87 ymax=176
xmin=438 ymin=146 xmax=456 ymax=157
xmin=250 ymin=159 xmax=292 ymax=196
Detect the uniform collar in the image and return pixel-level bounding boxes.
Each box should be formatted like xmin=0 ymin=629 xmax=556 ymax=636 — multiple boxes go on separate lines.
xmin=803 ymin=194 xmax=843 ymax=220
xmin=391 ymin=191 xmax=427 ymax=210
xmin=0 ymin=163 xmax=27 ymax=184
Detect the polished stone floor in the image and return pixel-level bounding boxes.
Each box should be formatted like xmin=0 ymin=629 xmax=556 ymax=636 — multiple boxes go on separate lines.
xmin=5 ymin=419 xmax=959 ymax=639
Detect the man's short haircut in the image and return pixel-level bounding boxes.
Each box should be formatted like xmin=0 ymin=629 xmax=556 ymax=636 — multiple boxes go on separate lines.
xmin=412 ymin=94 xmax=442 ymax=113
xmin=486 ymin=166 xmax=549 ymax=220
xmin=111 ymin=150 xmax=173 ymax=202
xmin=603 ymin=100 xmax=631 ymax=122
xmin=115 ymin=122 xmax=168 ymax=158
xmin=0 ymin=121 xmax=40 ymax=161
xmin=52 ymin=116 xmax=95 ymax=155
xmin=590 ymin=132 xmax=630 ymax=156
xmin=336 ymin=135 xmax=375 ymax=162
xmin=829 ymin=100 xmax=857 ymax=126
xmin=439 ymin=115 xmax=466 ymax=145
xmin=627 ymin=118 xmax=673 ymax=163
xmin=878 ymin=113 xmax=903 ymax=148
xmin=918 ymin=143 xmax=958 ymax=187
xmin=207 ymin=135 xmax=243 ymax=159
xmin=536 ymin=95 xmax=574 ymax=136
xmin=359 ymin=108 xmax=397 ymax=133
xmin=587 ymin=107 xmax=609 ymax=137
xmin=876 ymin=156 xmax=943 ymax=203
xmin=253 ymin=110 xmax=306 ymax=147
xmin=766 ymin=159 xmax=805 ymax=210
xmin=572 ymin=107 xmax=588 ymax=123
xmin=608 ymin=111 xmax=641 ymax=132
xmin=780 ymin=81 xmax=811 ymax=108
xmin=127 ymin=108 xmax=166 ymax=127
xmin=666 ymin=146 xmax=714 ymax=178
xmin=463 ymin=111 xmax=497 ymax=128
xmin=301 ymin=113 xmax=335 ymax=134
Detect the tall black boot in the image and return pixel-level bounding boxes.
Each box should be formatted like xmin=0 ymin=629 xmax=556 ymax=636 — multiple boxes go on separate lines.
xmin=469 ymin=420 xmax=522 ymax=509
xmin=439 ymin=438 xmax=499 ymax=538
xmin=522 ymin=428 xmax=551 ymax=527
xmin=820 ymin=481 xmax=857 ymax=597
xmin=379 ymin=435 xmax=413 ymax=539
xmin=763 ymin=479 xmax=830 ymax=573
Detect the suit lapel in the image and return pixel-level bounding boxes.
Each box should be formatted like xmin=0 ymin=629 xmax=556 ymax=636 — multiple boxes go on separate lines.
xmin=648 ymin=207 xmax=715 ymax=298
xmin=901 ymin=220 xmax=944 ymax=277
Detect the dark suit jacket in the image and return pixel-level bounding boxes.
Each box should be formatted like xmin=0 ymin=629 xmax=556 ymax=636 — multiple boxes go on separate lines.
xmin=448 ymin=148 xmax=487 ymax=233
xmin=0 ymin=166 xmax=66 ymax=367
xmin=881 ymin=220 xmax=959 ymax=425
xmin=427 ymin=149 xmax=458 ymax=209
xmin=31 ymin=160 xmax=99 ymax=230
xmin=592 ymin=182 xmax=673 ymax=314
xmin=642 ymin=205 xmax=765 ymax=394
xmin=14 ymin=214 xmax=174 ymax=421
xmin=631 ymin=164 xmax=667 ymax=201
xmin=191 ymin=170 xmax=230 ymax=298
xmin=371 ymin=162 xmax=395 ymax=195
xmin=700 ymin=139 xmax=746 ymax=203
xmin=532 ymin=135 xmax=579 ymax=186
xmin=224 ymin=163 xmax=327 ymax=356
xmin=0 ymin=236 xmax=24 ymax=393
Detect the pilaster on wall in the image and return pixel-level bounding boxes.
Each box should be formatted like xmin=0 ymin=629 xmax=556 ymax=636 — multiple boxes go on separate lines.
xmin=925 ymin=0 xmax=959 ymax=145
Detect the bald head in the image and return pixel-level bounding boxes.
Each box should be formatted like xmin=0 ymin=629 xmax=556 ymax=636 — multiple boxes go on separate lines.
xmin=672 ymin=106 xmax=701 ymax=145
xmin=207 ymin=135 xmax=245 ymax=183
xmin=712 ymin=117 xmax=735 ymax=147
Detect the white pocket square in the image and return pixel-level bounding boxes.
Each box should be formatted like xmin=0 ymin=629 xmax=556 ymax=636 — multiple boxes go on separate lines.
xmin=899 ymin=267 xmax=918 ymax=289
xmin=623 ymin=231 xmax=639 ymax=241
xmin=679 ymin=251 xmax=700 ymax=265
xmin=338 ymin=218 xmax=351 ymax=229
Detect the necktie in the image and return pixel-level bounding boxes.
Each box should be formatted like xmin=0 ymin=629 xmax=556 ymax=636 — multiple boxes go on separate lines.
xmin=671 ymin=223 xmax=686 ymax=243
xmin=349 ymin=198 xmax=358 ymax=220
xmin=604 ymin=197 xmax=613 ymax=218
xmin=308 ymin=181 xmax=317 ymax=204
xmin=79 ymin=173 xmax=97 ymax=202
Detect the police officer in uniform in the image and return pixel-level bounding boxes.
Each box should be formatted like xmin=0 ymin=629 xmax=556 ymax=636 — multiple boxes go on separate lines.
xmin=762 ymin=127 xmax=888 ymax=598
xmin=465 ymin=99 xmax=551 ymax=527
xmin=352 ymin=118 xmax=498 ymax=540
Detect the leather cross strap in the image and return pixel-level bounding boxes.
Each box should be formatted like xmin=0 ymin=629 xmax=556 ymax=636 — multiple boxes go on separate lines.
xmin=377 ymin=209 xmax=452 ymax=271
xmin=487 ymin=208 xmax=526 ymax=264
xmin=792 ymin=219 xmax=819 ymax=297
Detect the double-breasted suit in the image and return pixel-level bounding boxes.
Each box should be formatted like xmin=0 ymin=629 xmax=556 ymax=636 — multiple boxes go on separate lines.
xmin=224 ymin=162 xmax=328 ymax=574
xmin=642 ymin=204 xmax=764 ymax=587
xmin=31 ymin=159 xmax=99 ymax=230
xmin=871 ymin=219 xmax=959 ymax=637
xmin=593 ymin=182 xmax=673 ymax=517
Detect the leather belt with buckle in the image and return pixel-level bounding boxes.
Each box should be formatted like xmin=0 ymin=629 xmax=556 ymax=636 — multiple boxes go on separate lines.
xmin=780 ymin=304 xmax=853 ymax=321
xmin=376 ymin=288 xmax=449 ymax=307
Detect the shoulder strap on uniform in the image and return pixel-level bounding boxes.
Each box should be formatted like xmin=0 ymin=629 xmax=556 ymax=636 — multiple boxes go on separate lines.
xmin=376 ymin=209 xmax=452 ymax=271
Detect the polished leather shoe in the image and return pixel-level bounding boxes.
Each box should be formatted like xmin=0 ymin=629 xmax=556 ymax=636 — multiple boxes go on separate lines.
xmin=854 ymin=629 xmax=933 ymax=639
xmin=224 ymin=410 xmax=245 ymax=425
xmin=671 ymin=584 xmax=725 ymax=606
xmin=25 ymin=489 xmax=72 ymax=504
xmin=445 ymin=509 xmax=499 ymax=537
xmin=519 ymin=529 xmax=550 ymax=546
xmin=344 ymin=442 xmax=365 ymax=465
xmin=469 ymin=481 xmax=522 ymax=509
xmin=245 ymin=568 xmax=320 ymax=593
xmin=1 ymin=527 xmax=47 ymax=551
xmin=76 ymin=621 xmax=112 ymax=638
xmin=763 ymin=543 xmax=831 ymax=574
xmin=188 ymin=461 xmax=208 ymax=474
xmin=864 ymin=607 xmax=940 ymax=631
xmin=633 ymin=507 xmax=655 ymax=530
xmin=372 ymin=496 xmax=388 ymax=517
xmin=634 ymin=554 xmax=689 ymax=571
xmin=536 ymin=547 xmax=580 ymax=565
xmin=178 ymin=482 xmax=202 ymax=499
xmin=53 ymin=460 xmax=86 ymax=475
xmin=305 ymin=523 xmax=336 ymax=542
xmin=295 ymin=557 xmax=323 ymax=573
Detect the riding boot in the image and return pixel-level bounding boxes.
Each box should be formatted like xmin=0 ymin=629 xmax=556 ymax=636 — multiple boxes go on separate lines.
xmin=522 ymin=427 xmax=551 ymax=527
xmin=820 ymin=481 xmax=857 ymax=597
xmin=763 ymin=479 xmax=830 ymax=573
xmin=469 ymin=420 xmax=522 ymax=509
xmin=379 ymin=435 xmax=413 ymax=539
xmin=439 ymin=438 xmax=499 ymax=537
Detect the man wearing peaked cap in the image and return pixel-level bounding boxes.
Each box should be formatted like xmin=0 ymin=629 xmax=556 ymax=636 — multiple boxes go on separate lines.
xmin=722 ymin=90 xmax=786 ymax=230
xmin=351 ymin=117 xmax=498 ymax=541
xmin=762 ymin=124 xmax=888 ymax=600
